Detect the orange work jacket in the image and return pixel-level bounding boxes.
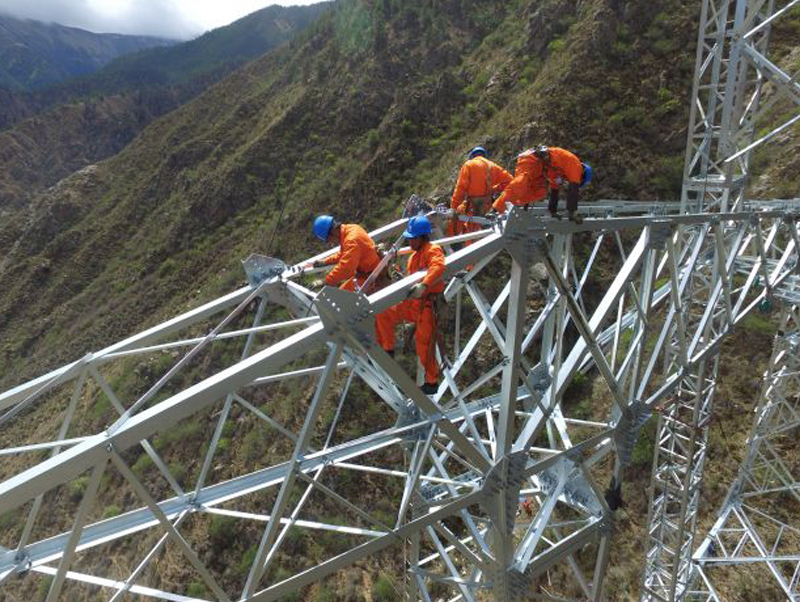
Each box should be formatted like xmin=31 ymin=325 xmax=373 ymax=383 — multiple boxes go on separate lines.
xmin=451 ymin=157 xmax=512 ymax=210
xmin=544 ymin=147 xmax=583 ymax=187
xmin=323 ymin=224 xmax=381 ymax=286
xmin=492 ymin=150 xmax=548 ymax=211
xmin=407 ymin=242 xmax=445 ymax=294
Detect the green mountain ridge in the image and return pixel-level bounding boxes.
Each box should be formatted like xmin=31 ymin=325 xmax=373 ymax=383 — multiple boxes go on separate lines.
xmin=0 ymin=3 xmax=330 ymax=211
xmin=0 ymin=0 xmax=701 ymax=385
xmin=0 ymin=3 xmax=332 ymax=132
xmin=0 ymin=13 xmax=173 ymax=91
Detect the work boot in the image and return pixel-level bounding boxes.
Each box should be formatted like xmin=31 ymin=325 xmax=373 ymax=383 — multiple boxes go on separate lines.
xmin=568 ymin=211 xmax=583 ymax=224
xmin=386 ymin=349 xmax=395 ymax=358
xmin=549 ymin=210 xmax=562 ymax=220
xmin=421 ymin=382 xmax=438 ymax=395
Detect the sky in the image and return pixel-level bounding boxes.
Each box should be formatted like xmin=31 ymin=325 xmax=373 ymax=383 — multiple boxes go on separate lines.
xmin=0 ymin=0 xmax=322 ymax=40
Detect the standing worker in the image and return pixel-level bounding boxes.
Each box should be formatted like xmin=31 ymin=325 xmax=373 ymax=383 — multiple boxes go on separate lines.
xmin=535 ymin=145 xmax=592 ymax=223
xmin=376 ymin=216 xmax=445 ymax=395
xmin=308 ymin=215 xmax=382 ymax=291
xmin=491 ymin=148 xmax=549 ymax=213
xmin=451 ymin=146 xmax=512 ymax=238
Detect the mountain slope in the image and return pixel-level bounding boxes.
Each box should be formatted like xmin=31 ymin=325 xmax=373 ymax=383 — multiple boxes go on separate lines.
xmin=0 ymin=3 xmax=331 ymax=211
xmin=0 ymin=14 xmax=172 ymax=91
xmin=0 ymin=0 xmax=701 ymax=381
xmin=68 ymin=2 xmax=333 ymax=94
xmin=0 ymin=3 xmax=332 ymax=132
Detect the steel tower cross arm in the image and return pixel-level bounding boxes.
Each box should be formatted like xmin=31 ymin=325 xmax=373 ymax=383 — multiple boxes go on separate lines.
xmin=0 ymin=322 xmax=328 ymax=516
xmin=0 ymin=286 xmax=253 ymax=413
xmin=513 ymin=228 xmax=650 ymax=454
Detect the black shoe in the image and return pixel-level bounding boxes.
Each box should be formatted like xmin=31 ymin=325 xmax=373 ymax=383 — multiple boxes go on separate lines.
xmin=549 ymin=211 xmax=562 ymax=220
xmin=568 ymin=212 xmax=583 ymax=224
xmin=386 ymin=349 xmax=395 ymax=358
xmin=421 ymin=382 xmax=438 ymax=395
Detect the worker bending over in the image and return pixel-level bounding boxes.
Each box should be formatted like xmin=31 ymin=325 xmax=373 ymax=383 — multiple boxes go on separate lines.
xmin=451 ymin=145 xmax=511 ymax=238
xmin=376 ymin=216 xmax=445 ymax=395
xmin=491 ymin=148 xmax=549 ymax=213
xmin=309 ymin=215 xmax=381 ymax=291
xmin=536 ymin=145 xmax=590 ymax=223
xmin=492 ymin=146 xmax=591 ymax=223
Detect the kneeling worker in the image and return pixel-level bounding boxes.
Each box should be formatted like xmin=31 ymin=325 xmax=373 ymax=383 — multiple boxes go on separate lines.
xmin=376 ymin=216 xmax=445 ymax=395
xmin=309 ymin=215 xmax=381 ymax=291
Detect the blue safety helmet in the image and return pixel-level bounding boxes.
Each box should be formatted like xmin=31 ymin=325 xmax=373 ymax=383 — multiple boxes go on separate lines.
xmin=313 ymin=215 xmax=335 ymax=241
xmin=468 ymin=146 xmax=487 ymax=159
xmin=404 ymin=215 xmax=432 ymax=238
xmin=580 ymin=163 xmax=593 ymax=187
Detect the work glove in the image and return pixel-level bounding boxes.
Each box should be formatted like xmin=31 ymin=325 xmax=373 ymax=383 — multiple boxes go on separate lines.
xmin=408 ymin=283 xmax=427 ymax=299
xmin=456 ymin=203 xmax=467 ymax=214
xmin=305 ymin=260 xmax=325 ymax=270
xmin=311 ymin=278 xmax=325 ymax=289
xmin=377 ymin=242 xmax=397 ymax=260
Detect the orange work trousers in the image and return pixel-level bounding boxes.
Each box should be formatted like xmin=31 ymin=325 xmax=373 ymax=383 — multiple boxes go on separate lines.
xmin=375 ymin=298 xmax=439 ymax=385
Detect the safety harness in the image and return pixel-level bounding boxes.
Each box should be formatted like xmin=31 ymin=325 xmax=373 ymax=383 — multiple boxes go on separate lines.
xmin=465 ymin=157 xmax=494 ymax=213
xmin=453 ymin=158 xmax=493 ymax=236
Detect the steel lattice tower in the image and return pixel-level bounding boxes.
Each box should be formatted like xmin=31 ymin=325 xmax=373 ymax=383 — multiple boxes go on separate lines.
xmin=641 ymin=1 xmax=800 ymax=600
xmin=0 ymin=1 xmax=798 ymax=602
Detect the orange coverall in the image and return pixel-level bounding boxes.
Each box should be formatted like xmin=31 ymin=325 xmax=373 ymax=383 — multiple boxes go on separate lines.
xmin=492 ymin=150 xmax=549 ymax=212
xmin=322 ymin=224 xmax=381 ymax=291
xmin=543 ymin=147 xmax=583 ymax=187
xmin=450 ymin=156 xmax=512 ymax=238
xmin=376 ymin=242 xmax=445 ymax=385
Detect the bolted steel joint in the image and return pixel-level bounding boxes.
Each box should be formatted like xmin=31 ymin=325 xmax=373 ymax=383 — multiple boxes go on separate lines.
xmin=315 ymin=287 xmax=375 ymax=344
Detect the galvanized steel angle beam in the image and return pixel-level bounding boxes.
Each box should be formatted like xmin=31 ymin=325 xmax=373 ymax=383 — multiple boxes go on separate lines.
xmin=0 ymin=206 xmax=798 ymax=602
xmin=641 ymin=1 xmax=799 ymax=590
xmin=689 ymin=303 xmax=800 ymax=599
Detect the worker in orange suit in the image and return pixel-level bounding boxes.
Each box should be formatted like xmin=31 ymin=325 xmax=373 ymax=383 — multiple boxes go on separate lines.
xmin=376 ymin=215 xmax=445 ymax=395
xmin=492 ymin=146 xmax=591 ymax=223
xmin=308 ymin=215 xmax=381 ymax=291
xmin=536 ymin=145 xmax=589 ymax=224
xmin=491 ymin=148 xmax=549 ymax=213
xmin=450 ymin=146 xmax=512 ymax=239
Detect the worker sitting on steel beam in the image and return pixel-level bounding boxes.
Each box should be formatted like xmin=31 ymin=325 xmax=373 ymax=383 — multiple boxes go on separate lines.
xmin=491 ymin=147 xmax=550 ymax=214
xmin=307 ymin=215 xmax=383 ymax=292
xmin=376 ymin=216 xmax=445 ymax=395
xmin=536 ymin=145 xmax=592 ymax=224
xmin=450 ymin=145 xmax=512 ymax=241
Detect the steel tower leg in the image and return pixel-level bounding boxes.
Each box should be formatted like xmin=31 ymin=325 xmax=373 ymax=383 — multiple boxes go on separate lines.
xmin=688 ymin=303 xmax=800 ymax=601
xmin=640 ymin=0 xmax=799 ymax=598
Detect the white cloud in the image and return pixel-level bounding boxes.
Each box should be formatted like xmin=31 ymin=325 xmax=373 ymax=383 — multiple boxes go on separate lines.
xmin=0 ymin=0 xmax=324 ymax=40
